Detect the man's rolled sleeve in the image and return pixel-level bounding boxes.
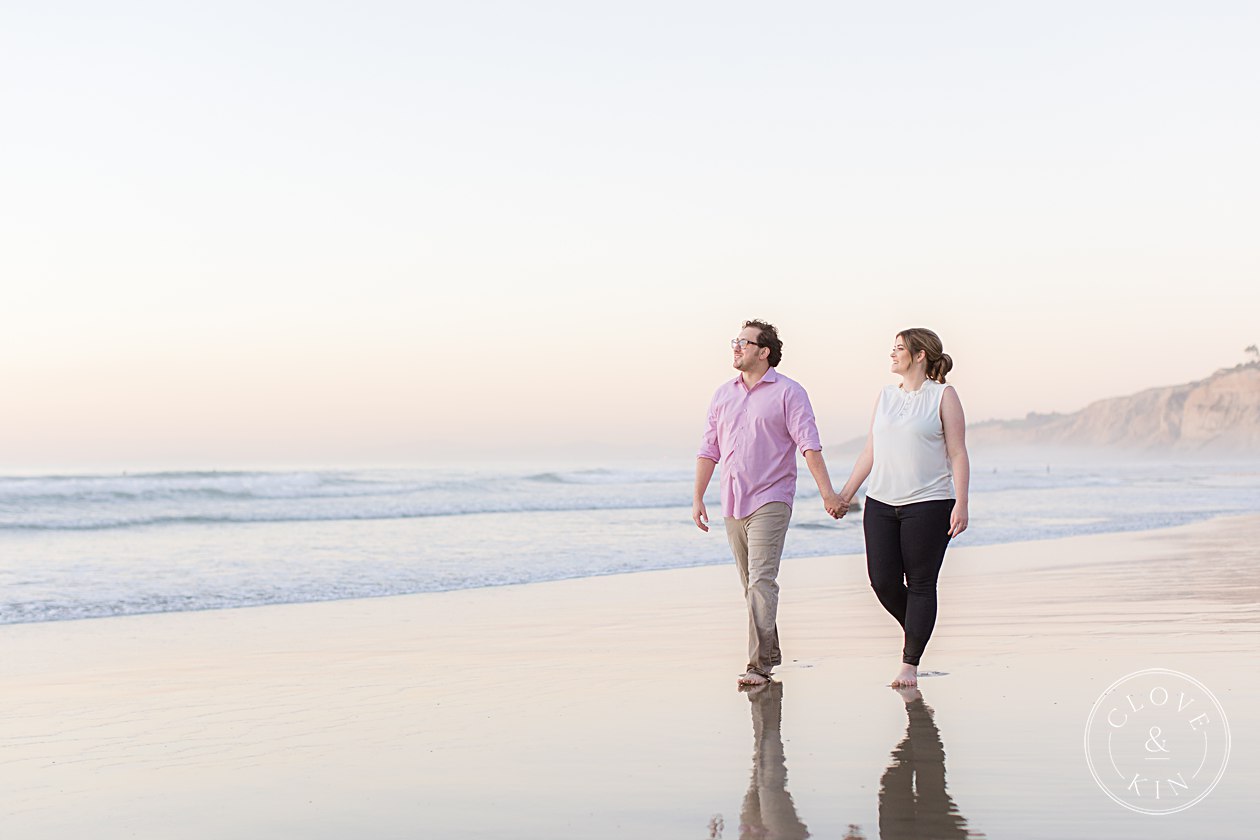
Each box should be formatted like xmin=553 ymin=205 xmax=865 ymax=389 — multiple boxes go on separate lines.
xmin=697 ymin=396 xmax=722 ymax=462
xmin=785 ymin=386 xmax=823 ymax=454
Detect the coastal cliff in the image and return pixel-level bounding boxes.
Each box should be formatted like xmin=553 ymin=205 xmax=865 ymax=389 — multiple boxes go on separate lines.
xmin=971 ymin=363 xmax=1260 ymax=453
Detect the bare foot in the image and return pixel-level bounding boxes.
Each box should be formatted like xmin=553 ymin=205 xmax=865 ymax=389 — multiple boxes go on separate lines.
xmin=890 ymin=663 xmax=918 ymax=688
xmin=738 ymin=671 xmax=769 ymax=687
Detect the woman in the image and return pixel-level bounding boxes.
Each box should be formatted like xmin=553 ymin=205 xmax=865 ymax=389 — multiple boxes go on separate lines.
xmin=836 ymin=328 xmax=969 ymax=688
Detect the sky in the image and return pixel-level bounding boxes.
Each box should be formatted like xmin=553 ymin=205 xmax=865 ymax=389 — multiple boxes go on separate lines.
xmin=3 ymin=2 xmax=1258 ymax=471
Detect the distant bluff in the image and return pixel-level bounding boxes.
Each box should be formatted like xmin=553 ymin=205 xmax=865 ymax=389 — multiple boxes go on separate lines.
xmin=971 ymin=362 xmax=1260 ymax=453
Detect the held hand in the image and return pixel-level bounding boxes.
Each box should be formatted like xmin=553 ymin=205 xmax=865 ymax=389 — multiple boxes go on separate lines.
xmin=823 ymin=492 xmax=848 ymax=519
xmin=692 ymin=499 xmax=710 ymax=532
xmin=948 ymin=502 xmax=968 ymax=537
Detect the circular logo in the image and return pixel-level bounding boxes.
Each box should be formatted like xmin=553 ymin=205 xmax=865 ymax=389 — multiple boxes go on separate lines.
xmin=1084 ymin=668 xmax=1230 ymax=815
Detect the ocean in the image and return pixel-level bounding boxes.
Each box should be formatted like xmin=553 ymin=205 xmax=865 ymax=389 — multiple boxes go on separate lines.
xmin=3 ymin=456 xmax=1259 ymax=625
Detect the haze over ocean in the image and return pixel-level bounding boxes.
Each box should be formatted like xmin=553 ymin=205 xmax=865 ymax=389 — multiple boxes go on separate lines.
xmin=4 ymin=4 xmax=1259 ymax=472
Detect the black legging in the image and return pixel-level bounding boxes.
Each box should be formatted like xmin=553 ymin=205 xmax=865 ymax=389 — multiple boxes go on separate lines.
xmin=863 ymin=497 xmax=955 ymax=666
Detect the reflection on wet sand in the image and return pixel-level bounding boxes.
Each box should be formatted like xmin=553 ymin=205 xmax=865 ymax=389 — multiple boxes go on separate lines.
xmin=716 ymin=683 xmax=980 ymax=840
xmin=739 ymin=680 xmax=810 ymax=839
xmin=878 ymin=687 xmax=979 ymax=840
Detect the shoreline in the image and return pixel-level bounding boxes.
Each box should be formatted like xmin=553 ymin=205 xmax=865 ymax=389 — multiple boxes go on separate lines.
xmin=4 ymin=505 xmax=1258 ymax=630
xmin=4 ymin=514 xmax=1258 ymax=838
xmin=7 ymin=457 xmax=1260 ymax=628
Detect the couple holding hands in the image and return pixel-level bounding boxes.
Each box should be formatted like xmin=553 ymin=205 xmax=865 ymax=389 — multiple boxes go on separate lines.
xmin=693 ymin=320 xmax=970 ymax=689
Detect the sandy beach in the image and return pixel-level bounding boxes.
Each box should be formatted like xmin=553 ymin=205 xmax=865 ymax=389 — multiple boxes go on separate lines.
xmin=3 ymin=514 xmax=1258 ymax=839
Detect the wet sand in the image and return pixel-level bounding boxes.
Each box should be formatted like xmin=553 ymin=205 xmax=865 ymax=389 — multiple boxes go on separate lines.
xmin=3 ymin=514 xmax=1258 ymax=838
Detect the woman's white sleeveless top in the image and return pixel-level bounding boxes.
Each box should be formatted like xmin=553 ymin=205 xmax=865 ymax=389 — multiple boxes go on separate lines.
xmin=867 ymin=380 xmax=955 ymax=506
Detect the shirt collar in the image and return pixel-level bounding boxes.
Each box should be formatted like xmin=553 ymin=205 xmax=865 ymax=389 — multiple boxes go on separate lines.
xmin=731 ymin=367 xmax=779 ymax=391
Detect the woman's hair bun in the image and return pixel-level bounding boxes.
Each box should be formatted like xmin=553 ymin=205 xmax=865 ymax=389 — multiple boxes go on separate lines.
xmin=900 ymin=328 xmax=953 ymax=383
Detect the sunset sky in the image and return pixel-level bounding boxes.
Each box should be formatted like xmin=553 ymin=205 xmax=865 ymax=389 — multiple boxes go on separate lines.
xmin=3 ymin=2 xmax=1258 ymax=471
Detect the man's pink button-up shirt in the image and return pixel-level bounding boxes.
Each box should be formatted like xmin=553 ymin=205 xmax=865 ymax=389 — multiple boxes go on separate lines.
xmin=697 ymin=368 xmax=823 ymax=520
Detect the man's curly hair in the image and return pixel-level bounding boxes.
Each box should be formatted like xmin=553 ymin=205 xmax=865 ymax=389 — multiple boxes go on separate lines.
xmin=744 ymin=319 xmax=782 ymax=367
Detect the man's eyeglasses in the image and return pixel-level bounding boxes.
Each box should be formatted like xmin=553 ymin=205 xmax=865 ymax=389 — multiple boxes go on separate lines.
xmin=731 ymin=338 xmax=762 ymax=349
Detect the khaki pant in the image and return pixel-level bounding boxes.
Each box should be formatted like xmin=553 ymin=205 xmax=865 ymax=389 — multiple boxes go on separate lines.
xmin=724 ymin=501 xmax=792 ymax=677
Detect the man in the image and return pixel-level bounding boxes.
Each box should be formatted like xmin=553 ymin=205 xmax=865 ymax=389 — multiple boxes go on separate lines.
xmin=693 ymin=319 xmax=843 ymax=687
